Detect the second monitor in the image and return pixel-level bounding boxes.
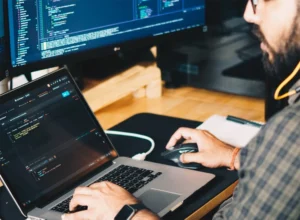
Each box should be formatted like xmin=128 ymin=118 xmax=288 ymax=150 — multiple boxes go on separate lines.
xmin=0 ymin=0 xmax=7 ymax=83
xmin=5 ymin=0 xmax=206 ymax=74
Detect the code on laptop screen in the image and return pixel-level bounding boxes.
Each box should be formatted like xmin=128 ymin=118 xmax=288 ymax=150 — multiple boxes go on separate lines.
xmin=0 ymin=73 xmax=113 ymax=208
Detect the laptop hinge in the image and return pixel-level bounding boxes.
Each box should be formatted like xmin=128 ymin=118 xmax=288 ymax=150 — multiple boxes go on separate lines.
xmin=27 ymin=216 xmax=45 ymax=220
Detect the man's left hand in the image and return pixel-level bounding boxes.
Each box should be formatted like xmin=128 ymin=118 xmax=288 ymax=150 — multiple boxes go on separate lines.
xmin=62 ymin=181 xmax=139 ymax=220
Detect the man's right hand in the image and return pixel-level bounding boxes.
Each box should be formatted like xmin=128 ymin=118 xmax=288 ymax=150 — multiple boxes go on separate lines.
xmin=166 ymin=127 xmax=238 ymax=169
xmin=62 ymin=181 xmax=159 ymax=220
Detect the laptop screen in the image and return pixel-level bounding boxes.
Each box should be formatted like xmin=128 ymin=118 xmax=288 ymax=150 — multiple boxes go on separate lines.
xmin=0 ymin=69 xmax=117 ymax=212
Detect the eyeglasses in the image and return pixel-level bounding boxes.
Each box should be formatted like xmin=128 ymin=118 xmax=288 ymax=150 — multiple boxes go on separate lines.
xmin=251 ymin=0 xmax=258 ymax=14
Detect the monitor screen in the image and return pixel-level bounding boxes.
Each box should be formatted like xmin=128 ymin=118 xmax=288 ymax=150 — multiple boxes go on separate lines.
xmin=7 ymin=0 xmax=205 ymax=68
xmin=0 ymin=0 xmax=4 ymax=41
xmin=0 ymin=0 xmax=5 ymax=72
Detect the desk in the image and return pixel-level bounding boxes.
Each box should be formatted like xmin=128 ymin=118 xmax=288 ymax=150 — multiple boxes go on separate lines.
xmin=0 ymin=113 xmax=238 ymax=220
xmin=108 ymin=113 xmax=238 ymax=220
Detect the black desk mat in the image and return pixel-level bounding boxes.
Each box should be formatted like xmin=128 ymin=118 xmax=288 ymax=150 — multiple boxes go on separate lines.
xmin=109 ymin=113 xmax=238 ymax=219
xmin=0 ymin=113 xmax=238 ymax=219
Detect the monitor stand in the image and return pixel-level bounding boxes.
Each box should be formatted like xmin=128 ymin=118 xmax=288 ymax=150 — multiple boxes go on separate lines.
xmin=65 ymin=47 xmax=155 ymax=90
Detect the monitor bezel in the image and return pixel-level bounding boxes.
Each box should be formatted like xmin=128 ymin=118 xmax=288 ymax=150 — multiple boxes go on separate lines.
xmin=0 ymin=0 xmax=6 ymax=81
xmin=3 ymin=0 xmax=206 ymax=76
xmin=0 ymin=67 xmax=119 ymax=215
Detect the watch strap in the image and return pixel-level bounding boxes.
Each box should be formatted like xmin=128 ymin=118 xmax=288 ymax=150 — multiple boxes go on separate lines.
xmin=129 ymin=203 xmax=148 ymax=213
xmin=114 ymin=203 xmax=148 ymax=220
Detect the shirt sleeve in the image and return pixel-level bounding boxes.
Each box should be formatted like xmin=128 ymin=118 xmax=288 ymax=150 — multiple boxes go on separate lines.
xmin=213 ymin=103 xmax=300 ymax=220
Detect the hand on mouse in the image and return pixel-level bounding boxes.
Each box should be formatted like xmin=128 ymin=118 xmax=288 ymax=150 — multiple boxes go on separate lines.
xmin=166 ymin=127 xmax=238 ymax=169
xmin=62 ymin=181 xmax=158 ymax=220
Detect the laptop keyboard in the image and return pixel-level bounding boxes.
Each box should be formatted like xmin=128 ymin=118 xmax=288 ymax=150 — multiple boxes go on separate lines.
xmin=51 ymin=165 xmax=162 ymax=213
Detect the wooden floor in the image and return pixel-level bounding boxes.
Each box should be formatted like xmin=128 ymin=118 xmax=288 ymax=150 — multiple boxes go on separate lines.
xmin=95 ymin=86 xmax=265 ymax=130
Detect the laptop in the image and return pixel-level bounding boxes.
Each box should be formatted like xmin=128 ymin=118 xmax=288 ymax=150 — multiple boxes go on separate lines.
xmin=0 ymin=67 xmax=215 ymax=220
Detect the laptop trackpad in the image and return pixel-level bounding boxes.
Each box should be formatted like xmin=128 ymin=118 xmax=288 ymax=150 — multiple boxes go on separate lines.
xmin=138 ymin=189 xmax=181 ymax=213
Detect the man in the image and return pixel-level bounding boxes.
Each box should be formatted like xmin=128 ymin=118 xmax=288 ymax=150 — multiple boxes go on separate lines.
xmin=63 ymin=0 xmax=300 ymax=219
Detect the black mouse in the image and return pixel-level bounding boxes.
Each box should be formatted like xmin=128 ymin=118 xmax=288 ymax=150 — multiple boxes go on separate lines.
xmin=161 ymin=143 xmax=201 ymax=170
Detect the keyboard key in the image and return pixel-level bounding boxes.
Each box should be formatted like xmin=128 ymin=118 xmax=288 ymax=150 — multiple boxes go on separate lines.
xmin=155 ymin=172 xmax=162 ymax=177
xmin=51 ymin=165 xmax=162 ymax=213
xmin=128 ymin=187 xmax=138 ymax=193
xmin=69 ymin=205 xmax=88 ymax=213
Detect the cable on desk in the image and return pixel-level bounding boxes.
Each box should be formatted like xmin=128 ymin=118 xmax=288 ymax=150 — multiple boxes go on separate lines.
xmin=104 ymin=130 xmax=155 ymax=161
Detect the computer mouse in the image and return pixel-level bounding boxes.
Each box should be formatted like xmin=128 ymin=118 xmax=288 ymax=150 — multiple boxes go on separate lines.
xmin=161 ymin=143 xmax=201 ymax=170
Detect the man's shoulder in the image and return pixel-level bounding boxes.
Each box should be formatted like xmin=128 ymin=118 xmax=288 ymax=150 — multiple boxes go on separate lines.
xmin=268 ymin=100 xmax=300 ymax=129
xmin=279 ymin=99 xmax=300 ymax=118
xmin=261 ymin=101 xmax=300 ymax=149
xmin=242 ymin=101 xmax=300 ymax=160
xmin=239 ymin=100 xmax=299 ymax=184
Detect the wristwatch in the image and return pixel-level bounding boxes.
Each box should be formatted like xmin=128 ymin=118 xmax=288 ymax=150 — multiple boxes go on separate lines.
xmin=115 ymin=203 xmax=148 ymax=220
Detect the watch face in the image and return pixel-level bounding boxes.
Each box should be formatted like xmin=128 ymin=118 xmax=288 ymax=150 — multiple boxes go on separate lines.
xmin=115 ymin=205 xmax=135 ymax=220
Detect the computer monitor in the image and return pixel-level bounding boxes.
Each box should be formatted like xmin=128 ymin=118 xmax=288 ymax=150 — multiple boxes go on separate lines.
xmin=4 ymin=0 xmax=206 ymax=75
xmin=0 ymin=0 xmax=7 ymax=80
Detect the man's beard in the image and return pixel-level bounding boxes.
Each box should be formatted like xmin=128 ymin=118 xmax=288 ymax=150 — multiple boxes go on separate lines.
xmin=252 ymin=24 xmax=300 ymax=81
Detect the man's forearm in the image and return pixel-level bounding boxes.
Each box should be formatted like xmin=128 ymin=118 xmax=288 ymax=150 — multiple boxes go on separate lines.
xmin=132 ymin=209 xmax=160 ymax=220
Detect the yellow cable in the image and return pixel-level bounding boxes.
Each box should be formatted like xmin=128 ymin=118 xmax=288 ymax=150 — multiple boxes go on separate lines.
xmin=274 ymin=62 xmax=300 ymax=100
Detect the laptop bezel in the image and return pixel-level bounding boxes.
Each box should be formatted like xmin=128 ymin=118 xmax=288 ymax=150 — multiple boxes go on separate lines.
xmin=0 ymin=67 xmax=119 ymax=216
